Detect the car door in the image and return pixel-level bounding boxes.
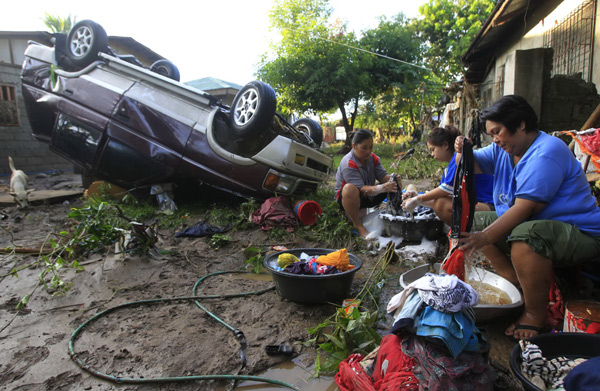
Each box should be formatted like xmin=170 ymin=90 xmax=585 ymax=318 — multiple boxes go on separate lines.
xmin=101 ymin=82 xmax=196 ymax=186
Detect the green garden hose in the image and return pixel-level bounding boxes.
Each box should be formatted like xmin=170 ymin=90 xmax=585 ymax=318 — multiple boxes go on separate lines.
xmin=68 ymin=270 xmax=300 ymax=390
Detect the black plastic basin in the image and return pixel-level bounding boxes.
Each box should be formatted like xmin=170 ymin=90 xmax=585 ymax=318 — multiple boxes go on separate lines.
xmin=263 ymin=248 xmax=363 ymax=304
xmin=509 ymin=332 xmax=600 ymax=391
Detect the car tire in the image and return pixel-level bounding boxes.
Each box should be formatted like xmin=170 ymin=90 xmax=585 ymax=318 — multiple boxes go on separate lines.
xmin=67 ymin=20 xmax=109 ymax=68
xmin=150 ymin=59 xmax=181 ymax=82
xmin=230 ymin=81 xmax=277 ymax=138
xmin=292 ymin=118 xmax=323 ymax=148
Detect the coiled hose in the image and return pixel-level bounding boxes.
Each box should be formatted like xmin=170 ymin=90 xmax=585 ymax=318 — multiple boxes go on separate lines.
xmin=68 ymin=270 xmax=300 ymax=390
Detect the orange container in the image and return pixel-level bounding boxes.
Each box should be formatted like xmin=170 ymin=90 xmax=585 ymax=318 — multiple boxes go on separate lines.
xmin=293 ymin=200 xmax=322 ymax=225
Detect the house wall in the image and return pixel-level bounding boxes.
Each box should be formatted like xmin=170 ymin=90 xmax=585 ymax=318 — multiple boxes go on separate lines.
xmin=0 ymin=33 xmax=163 ymax=176
xmin=477 ymin=0 xmax=600 ymax=134
xmin=493 ymin=0 xmax=599 ymax=95
xmin=0 ymin=36 xmax=73 ymax=176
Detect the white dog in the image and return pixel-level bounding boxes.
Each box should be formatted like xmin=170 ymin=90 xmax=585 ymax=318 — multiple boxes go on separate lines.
xmin=8 ymin=156 xmax=33 ymax=208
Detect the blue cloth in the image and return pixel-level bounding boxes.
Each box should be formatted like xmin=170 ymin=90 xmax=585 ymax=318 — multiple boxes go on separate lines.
xmin=415 ymin=306 xmax=478 ymax=358
xmin=564 ymin=356 xmax=600 ymax=391
xmin=474 ymin=173 xmax=494 ymax=204
xmin=474 ymin=131 xmax=600 ymax=236
xmin=440 ymin=152 xmax=494 ymax=204
xmin=391 ymin=290 xmax=425 ymax=332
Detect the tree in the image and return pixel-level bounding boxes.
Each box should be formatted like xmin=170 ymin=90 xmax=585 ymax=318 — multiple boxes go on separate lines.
xmin=257 ymin=0 xmax=373 ymax=138
xmin=417 ymin=0 xmax=496 ymax=84
xmin=356 ymin=14 xmax=441 ymax=139
xmin=42 ymin=14 xmax=76 ymax=33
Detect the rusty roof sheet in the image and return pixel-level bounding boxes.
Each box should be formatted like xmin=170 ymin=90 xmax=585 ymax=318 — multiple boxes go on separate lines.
xmin=461 ymin=0 xmax=563 ymax=84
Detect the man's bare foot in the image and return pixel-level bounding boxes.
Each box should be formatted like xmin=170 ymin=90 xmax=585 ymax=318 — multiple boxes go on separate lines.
xmin=505 ymin=311 xmax=545 ymax=340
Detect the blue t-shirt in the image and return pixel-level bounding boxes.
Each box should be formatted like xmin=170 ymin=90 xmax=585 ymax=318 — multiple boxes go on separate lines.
xmin=474 ymin=131 xmax=600 ymax=236
xmin=440 ymin=152 xmax=494 ymax=204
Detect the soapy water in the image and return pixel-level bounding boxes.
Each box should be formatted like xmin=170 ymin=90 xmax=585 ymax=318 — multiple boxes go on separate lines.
xmin=361 ymin=210 xmax=438 ymax=256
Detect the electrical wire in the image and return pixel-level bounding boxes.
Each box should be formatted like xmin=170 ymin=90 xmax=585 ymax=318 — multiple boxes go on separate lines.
xmin=68 ymin=271 xmax=300 ymax=390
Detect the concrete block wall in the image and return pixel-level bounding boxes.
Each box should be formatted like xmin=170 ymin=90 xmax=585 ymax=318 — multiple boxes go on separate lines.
xmin=540 ymin=73 xmax=600 ymax=133
xmin=0 ymin=63 xmax=73 ymax=177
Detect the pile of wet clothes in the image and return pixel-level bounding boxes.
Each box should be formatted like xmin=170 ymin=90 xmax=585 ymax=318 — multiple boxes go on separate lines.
xmin=335 ymin=272 xmax=494 ymax=391
xmin=275 ymin=248 xmax=354 ymax=275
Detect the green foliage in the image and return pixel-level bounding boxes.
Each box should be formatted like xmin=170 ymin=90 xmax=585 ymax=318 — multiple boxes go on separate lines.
xmin=306 ymin=244 xmax=398 ymax=376
xmin=68 ymin=199 xmax=127 ymax=255
xmin=389 ymin=143 xmax=445 ymax=181
xmin=417 ymin=0 xmax=496 ymax=84
xmin=209 ymin=234 xmax=231 ymax=250
xmin=308 ymin=307 xmax=381 ymax=374
xmin=295 ymin=186 xmax=357 ymax=248
xmin=42 ymin=13 xmax=76 ymax=33
xmin=258 ymin=0 xmax=372 ymax=134
xmin=243 ymin=245 xmax=265 ymax=273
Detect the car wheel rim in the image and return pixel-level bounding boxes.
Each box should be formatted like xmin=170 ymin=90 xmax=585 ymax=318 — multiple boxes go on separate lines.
xmin=155 ymin=66 xmax=168 ymax=76
xmin=233 ymin=88 xmax=259 ymax=126
xmin=70 ymin=26 xmax=93 ymax=58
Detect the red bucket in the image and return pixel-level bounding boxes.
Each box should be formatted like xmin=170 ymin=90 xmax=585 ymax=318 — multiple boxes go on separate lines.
xmin=563 ymin=300 xmax=600 ymax=334
xmin=293 ymin=200 xmax=322 ymax=225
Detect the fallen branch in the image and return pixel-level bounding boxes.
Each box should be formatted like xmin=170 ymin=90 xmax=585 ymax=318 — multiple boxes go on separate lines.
xmin=0 ymin=247 xmax=53 ymax=255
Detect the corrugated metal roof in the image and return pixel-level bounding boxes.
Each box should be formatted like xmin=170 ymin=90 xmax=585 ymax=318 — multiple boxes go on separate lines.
xmin=461 ymin=0 xmax=563 ymax=83
xmin=0 ymin=31 xmax=165 ymax=63
xmin=108 ymin=36 xmax=165 ymax=63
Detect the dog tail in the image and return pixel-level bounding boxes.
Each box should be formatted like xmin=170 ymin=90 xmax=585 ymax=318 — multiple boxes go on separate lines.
xmin=8 ymin=156 xmax=16 ymax=173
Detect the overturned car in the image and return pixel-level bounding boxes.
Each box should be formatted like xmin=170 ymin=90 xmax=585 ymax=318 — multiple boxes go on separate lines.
xmin=21 ymin=20 xmax=332 ymax=200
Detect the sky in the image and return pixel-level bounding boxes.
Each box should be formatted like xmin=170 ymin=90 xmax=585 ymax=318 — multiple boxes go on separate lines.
xmin=4 ymin=0 xmax=427 ymax=85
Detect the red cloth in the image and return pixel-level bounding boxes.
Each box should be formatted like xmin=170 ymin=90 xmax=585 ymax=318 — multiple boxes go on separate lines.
xmin=546 ymin=275 xmax=565 ymax=330
xmin=372 ymin=334 xmax=418 ymax=391
xmin=250 ymin=196 xmax=298 ymax=232
xmin=563 ymin=129 xmax=600 ymax=172
xmin=335 ymin=334 xmax=418 ymax=391
xmin=335 ymin=354 xmax=376 ymax=391
xmin=442 ymin=247 xmax=466 ymax=281
xmin=580 ymin=128 xmax=600 ymax=156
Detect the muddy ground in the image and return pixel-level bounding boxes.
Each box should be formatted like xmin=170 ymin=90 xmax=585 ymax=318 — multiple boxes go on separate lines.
xmin=0 ymin=172 xmax=526 ymax=391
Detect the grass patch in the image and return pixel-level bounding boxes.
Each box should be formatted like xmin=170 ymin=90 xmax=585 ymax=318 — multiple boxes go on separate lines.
xmin=324 ymin=142 xmax=444 ymax=185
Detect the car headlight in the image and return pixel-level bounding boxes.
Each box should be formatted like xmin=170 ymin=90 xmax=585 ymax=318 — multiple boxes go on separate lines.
xmin=263 ymin=170 xmax=297 ymax=194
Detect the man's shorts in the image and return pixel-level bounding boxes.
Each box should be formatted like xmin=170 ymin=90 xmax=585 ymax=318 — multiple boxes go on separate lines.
xmin=472 ymin=211 xmax=600 ymax=267
xmin=336 ymin=185 xmax=387 ymax=211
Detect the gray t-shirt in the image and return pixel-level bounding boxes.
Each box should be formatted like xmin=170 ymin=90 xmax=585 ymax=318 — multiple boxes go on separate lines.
xmin=334 ymin=150 xmax=388 ymax=200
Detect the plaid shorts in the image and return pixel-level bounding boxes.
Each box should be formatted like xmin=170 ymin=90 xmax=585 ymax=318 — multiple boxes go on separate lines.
xmin=472 ymin=211 xmax=600 ymax=267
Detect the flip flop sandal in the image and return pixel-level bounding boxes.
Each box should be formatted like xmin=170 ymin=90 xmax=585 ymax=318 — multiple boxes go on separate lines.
xmin=265 ymin=343 xmax=294 ymax=356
